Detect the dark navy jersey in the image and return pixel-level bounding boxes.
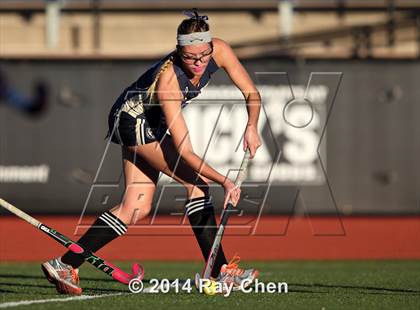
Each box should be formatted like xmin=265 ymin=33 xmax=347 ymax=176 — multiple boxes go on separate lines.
xmin=110 ymin=52 xmax=220 ymax=128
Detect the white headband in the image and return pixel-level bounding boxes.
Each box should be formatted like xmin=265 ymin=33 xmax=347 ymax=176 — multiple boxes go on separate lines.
xmin=177 ymin=31 xmax=212 ymax=46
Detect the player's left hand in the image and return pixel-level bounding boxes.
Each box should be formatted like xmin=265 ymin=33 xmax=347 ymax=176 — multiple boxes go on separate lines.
xmin=243 ymin=124 xmax=262 ymax=159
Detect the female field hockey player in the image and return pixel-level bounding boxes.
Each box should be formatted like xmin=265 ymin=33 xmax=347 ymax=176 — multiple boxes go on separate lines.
xmin=41 ymin=9 xmax=262 ymax=295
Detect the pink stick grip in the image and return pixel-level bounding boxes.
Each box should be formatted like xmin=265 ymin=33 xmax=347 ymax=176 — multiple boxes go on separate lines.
xmin=68 ymin=243 xmax=84 ymax=254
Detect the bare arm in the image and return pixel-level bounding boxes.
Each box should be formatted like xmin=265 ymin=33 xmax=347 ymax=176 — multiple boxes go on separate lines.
xmin=157 ymin=66 xmax=228 ymax=185
xmin=212 ymin=38 xmax=262 ymax=158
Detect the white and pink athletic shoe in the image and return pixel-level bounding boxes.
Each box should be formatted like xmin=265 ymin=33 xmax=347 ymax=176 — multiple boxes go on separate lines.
xmin=216 ymin=255 xmax=259 ymax=291
xmin=41 ymin=257 xmax=82 ymax=295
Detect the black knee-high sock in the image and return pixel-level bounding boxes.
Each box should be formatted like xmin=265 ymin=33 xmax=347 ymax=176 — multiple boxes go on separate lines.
xmin=61 ymin=211 xmax=127 ymax=269
xmin=186 ymin=195 xmax=228 ymax=279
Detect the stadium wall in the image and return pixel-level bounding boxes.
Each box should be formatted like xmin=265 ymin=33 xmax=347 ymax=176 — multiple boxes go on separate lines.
xmin=0 ymin=59 xmax=419 ymax=216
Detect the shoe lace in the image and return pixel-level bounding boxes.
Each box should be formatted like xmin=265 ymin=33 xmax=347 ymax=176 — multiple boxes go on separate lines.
xmin=70 ymin=268 xmax=80 ymax=285
xmin=224 ymin=254 xmax=244 ymax=276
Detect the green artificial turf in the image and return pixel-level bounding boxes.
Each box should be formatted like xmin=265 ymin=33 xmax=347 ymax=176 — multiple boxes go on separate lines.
xmin=0 ymin=260 xmax=419 ymax=310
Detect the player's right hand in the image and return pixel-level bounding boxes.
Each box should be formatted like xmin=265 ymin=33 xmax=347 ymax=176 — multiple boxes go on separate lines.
xmin=222 ymin=178 xmax=241 ymax=209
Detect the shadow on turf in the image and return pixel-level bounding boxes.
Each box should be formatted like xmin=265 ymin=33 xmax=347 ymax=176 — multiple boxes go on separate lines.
xmin=289 ymin=283 xmax=420 ymax=294
xmin=0 ymin=281 xmax=127 ymax=295
xmin=0 ymin=274 xmax=193 ymax=284
xmin=1 ymin=274 xmax=419 ymax=295
xmin=0 ymin=288 xmax=14 ymax=293
xmin=0 ymin=273 xmax=115 ymax=282
xmin=0 ymin=274 xmax=175 ymax=294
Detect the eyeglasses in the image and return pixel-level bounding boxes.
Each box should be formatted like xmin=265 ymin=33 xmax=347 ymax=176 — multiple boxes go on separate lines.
xmin=179 ymin=47 xmax=213 ymax=64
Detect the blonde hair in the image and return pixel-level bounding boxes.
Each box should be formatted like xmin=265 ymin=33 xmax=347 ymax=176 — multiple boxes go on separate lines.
xmin=146 ymin=53 xmax=175 ymax=104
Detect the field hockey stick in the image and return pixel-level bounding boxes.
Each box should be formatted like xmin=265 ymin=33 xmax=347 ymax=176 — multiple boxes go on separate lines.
xmin=195 ymin=148 xmax=251 ymax=284
xmin=0 ymin=198 xmax=144 ymax=285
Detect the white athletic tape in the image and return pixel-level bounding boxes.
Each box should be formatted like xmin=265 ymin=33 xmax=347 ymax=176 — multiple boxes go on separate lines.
xmin=0 ymin=198 xmax=40 ymax=227
xmin=202 ymin=148 xmax=251 ymax=279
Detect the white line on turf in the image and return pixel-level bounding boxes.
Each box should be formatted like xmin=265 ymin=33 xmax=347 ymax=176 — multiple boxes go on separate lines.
xmin=0 ymin=280 xmax=191 ymax=308
xmin=0 ymin=293 xmax=127 ymax=309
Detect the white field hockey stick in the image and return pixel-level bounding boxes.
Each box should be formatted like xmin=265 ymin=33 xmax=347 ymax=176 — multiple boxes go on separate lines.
xmin=0 ymin=198 xmax=144 ymax=285
xmin=195 ymin=148 xmax=251 ymax=285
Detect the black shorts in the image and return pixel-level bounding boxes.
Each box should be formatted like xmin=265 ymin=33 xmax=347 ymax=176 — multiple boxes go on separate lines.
xmin=106 ymin=98 xmax=169 ymax=146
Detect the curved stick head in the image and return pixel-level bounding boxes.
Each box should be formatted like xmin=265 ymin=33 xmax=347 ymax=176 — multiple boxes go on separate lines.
xmin=131 ymin=263 xmax=144 ymax=281
xmin=108 ymin=261 xmax=144 ymax=285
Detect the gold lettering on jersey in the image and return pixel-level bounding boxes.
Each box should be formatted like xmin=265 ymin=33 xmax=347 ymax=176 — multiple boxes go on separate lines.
xmin=121 ymin=95 xmax=145 ymax=118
